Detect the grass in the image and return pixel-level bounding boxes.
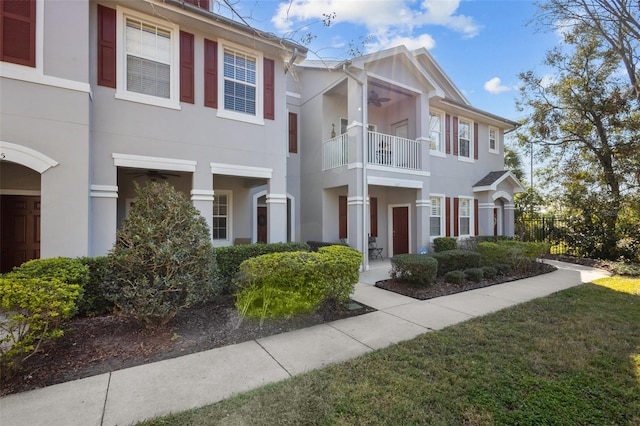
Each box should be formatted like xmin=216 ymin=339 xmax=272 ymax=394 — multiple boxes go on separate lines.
xmin=139 ymin=278 xmax=640 ymax=426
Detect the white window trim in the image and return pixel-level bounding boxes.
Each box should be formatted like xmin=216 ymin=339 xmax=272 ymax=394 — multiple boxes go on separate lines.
xmin=457 ymin=117 xmax=474 ymax=163
xmin=489 ymin=126 xmax=500 ymax=154
xmin=429 ymin=109 xmax=446 ymax=157
xmin=216 ymin=39 xmax=264 ymax=126
xmin=212 ymin=190 xmax=232 ymax=246
xmin=429 ymin=194 xmax=445 ymax=239
xmin=458 ymin=196 xmax=474 ymax=237
xmin=115 ymin=5 xmax=181 ymax=110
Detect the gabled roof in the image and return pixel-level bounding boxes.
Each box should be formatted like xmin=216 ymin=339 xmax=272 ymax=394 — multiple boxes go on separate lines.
xmin=473 ymin=170 xmax=525 ymax=193
xmin=412 ymin=47 xmax=468 ymax=104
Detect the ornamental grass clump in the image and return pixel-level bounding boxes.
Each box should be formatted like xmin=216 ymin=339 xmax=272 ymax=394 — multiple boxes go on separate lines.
xmin=103 ymin=182 xmax=220 ymax=328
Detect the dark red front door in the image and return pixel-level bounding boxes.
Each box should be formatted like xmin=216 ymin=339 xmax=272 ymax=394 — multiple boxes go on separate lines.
xmin=257 ymin=206 xmax=267 ymax=243
xmin=1 ymin=195 xmax=41 ymax=273
xmin=392 ymin=206 xmax=409 ymax=255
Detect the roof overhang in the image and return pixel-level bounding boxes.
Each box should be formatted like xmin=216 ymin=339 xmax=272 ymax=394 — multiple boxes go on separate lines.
xmin=473 ymin=170 xmax=526 ymax=193
xmin=436 ymin=98 xmax=518 ymax=131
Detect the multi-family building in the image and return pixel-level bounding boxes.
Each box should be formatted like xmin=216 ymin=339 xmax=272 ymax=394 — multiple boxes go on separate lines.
xmin=0 ymin=0 xmax=523 ymax=273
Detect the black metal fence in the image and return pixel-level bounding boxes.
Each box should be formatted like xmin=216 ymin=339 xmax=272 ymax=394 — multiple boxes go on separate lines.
xmin=515 ymin=216 xmax=575 ymax=255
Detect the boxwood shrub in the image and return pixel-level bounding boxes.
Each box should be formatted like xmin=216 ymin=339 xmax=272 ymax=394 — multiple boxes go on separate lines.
xmin=433 ymin=237 xmax=457 ymax=252
xmin=430 ymin=249 xmax=481 ymax=277
xmin=464 ymin=267 xmax=484 ymax=283
xmin=390 ymin=254 xmax=438 ymax=286
xmin=444 ymin=270 xmax=465 ymax=285
xmin=482 ymin=266 xmax=498 ymax=279
xmin=215 ymin=242 xmax=310 ymax=292
xmin=77 ymin=257 xmax=114 ymax=317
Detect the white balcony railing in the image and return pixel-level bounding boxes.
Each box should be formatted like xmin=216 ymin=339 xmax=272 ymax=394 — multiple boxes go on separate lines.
xmin=322 ymin=133 xmax=349 ymax=170
xmin=368 ymin=131 xmax=420 ymax=170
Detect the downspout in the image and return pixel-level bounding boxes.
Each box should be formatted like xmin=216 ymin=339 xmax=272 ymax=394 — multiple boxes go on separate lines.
xmin=284 ymin=47 xmax=298 ymax=75
xmin=341 ymin=63 xmax=369 ymax=271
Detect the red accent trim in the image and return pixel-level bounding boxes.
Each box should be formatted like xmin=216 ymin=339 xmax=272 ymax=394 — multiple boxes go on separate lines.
xmin=445 ymin=114 xmax=451 ymax=154
xmin=445 ymin=197 xmax=451 ymax=237
xmin=97 ymin=5 xmax=116 ymax=88
xmin=453 ymin=117 xmax=459 ymax=156
xmin=288 ymin=112 xmax=298 ymax=153
xmin=204 ymin=39 xmax=217 ymax=108
xmin=453 ymin=197 xmax=460 ymax=237
xmin=180 ymin=31 xmax=194 ymax=104
xmin=0 ymin=0 xmax=36 ymax=67
xmin=474 ymin=199 xmax=479 ymax=236
xmin=264 ymin=58 xmax=275 ymax=120
xmin=474 ymin=122 xmax=479 ymax=160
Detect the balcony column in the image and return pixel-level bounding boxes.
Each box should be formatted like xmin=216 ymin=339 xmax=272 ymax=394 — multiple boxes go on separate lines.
xmin=346 ymin=76 xmax=365 ymax=164
xmin=347 ymin=183 xmax=366 ymax=258
xmin=416 ymin=93 xmax=431 ymax=172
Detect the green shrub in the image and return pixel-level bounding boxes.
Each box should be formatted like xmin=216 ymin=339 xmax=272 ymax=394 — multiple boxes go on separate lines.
xmin=478 ymin=241 xmax=550 ymax=273
xmin=215 ymin=242 xmax=310 ymax=292
xmin=0 ymin=277 xmax=81 ymax=370
xmin=103 ymin=182 xmax=220 ymax=327
xmin=496 ymin=263 xmax=512 ymax=276
xmin=430 ymin=249 xmax=481 ymax=277
xmin=457 ymin=236 xmax=514 ymax=251
xmin=390 ymin=254 xmax=438 ymax=286
xmin=477 ymin=242 xmax=512 ymax=266
xmin=77 ymin=257 xmax=113 ymax=317
xmin=306 ymin=241 xmax=348 ymax=252
xmin=482 ymin=266 xmax=498 ymax=279
xmin=433 ymin=237 xmax=457 ymax=252
xmin=7 ymin=257 xmax=89 ymax=288
xmin=234 ymin=247 xmax=361 ymax=320
xmin=464 ymin=268 xmax=484 ymax=283
xmin=610 ymin=261 xmax=640 ymax=277
xmin=444 ymin=270 xmax=465 ymax=285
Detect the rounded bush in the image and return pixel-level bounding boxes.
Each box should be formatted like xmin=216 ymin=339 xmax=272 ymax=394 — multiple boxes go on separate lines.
xmin=496 ymin=263 xmax=512 ymax=276
xmin=444 ymin=270 xmax=465 ymax=285
xmin=464 ymin=268 xmax=484 ymax=283
xmin=482 ymin=266 xmax=498 ymax=279
xmin=390 ymin=254 xmax=438 ymax=286
xmin=431 ymin=250 xmax=481 ymax=277
xmin=103 ymin=182 xmax=220 ymax=327
xmin=77 ymin=257 xmax=114 ymax=317
xmin=433 ymin=237 xmax=457 ymax=252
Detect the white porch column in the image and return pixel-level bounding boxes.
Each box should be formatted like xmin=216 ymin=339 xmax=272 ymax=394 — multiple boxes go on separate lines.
xmin=504 ymin=203 xmax=516 ymax=237
xmin=478 ymin=202 xmax=495 ymax=236
xmin=90 ymin=185 xmax=118 ymax=256
xmin=415 ymin=197 xmax=430 ymax=252
xmin=266 ymin=193 xmax=287 ymax=243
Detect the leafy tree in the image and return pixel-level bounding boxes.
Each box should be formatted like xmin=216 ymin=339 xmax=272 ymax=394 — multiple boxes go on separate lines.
xmin=103 ymin=182 xmax=220 ymax=327
xmin=504 ymin=146 xmax=526 ymax=182
xmin=516 ymin=30 xmax=640 ymax=260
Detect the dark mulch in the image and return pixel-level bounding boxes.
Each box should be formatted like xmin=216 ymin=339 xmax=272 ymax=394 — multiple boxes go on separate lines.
xmin=375 ymin=262 xmax=557 ymax=300
xmin=0 ymin=296 xmax=374 ymax=396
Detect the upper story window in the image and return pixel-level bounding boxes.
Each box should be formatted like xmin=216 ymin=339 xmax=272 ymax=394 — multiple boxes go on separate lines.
xmin=115 ymin=7 xmax=179 ymax=109
xmin=429 ymin=111 xmax=444 ymax=154
xmin=0 ymin=0 xmax=36 ymax=67
xmin=430 ymin=196 xmax=443 ymax=237
xmin=223 ymin=48 xmax=257 ymax=115
xmin=459 ymin=198 xmax=471 ymax=236
xmin=489 ymin=126 xmax=499 ymax=153
xmin=458 ymin=118 xmax=472 ymax=160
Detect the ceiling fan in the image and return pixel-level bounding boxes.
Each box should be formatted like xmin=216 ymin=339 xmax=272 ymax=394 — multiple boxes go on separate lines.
xmin=127 ymin=170 xmax=181 ymax=181
xmin=368 ymin=90 xmax=391 ymax=107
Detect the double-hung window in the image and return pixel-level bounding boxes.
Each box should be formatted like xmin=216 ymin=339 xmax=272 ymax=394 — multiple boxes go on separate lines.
xmin=458 ymin=118 xmax=472 ymax=159
xmin=212 ymin=191 xmax=231 ymax=242
xmin=223 ymin=48 xmax=256 ymax=115
xmin=430 ymin=196 xmax=443 ymax=237
xmin=429 ymin=111 xmax=444 ymax=155
xmin=489 ymin=126 xmax=499 ymax=153
xmin=459 ymin=198 xmax=471 ymax=236
xmin=116 ymin=7 xmax=179 ymax=109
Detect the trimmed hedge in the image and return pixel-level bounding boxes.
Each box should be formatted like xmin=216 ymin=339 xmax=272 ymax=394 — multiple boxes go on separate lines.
xmin=77 ymin=257 xmax=113 ymax=317
xmin=390 ymin=254 xmax=438 ymax=286
xmin=430 ymin=249 xmax=481 ymax=277
xmin=477 ymin=241 xmax=550 ymax=273
xmin=306 ymin=241 xmax=348 ymax=252
xmin=6 ymin=257 xmax=89 ymax=288
xmin=464 ymin=268 xmax=484 ymax=283
xmin=482 ymin=266 xmax=498 ymax=279
xmin=215 ymin=242 xmax=310 ymax=292
xmin=233 ymin=246 xmax=362 ymax=319
xmin=433 ymin=237 xmax=457 ymax=252
xmin=444 ymin=270 xmax=465 ymax=284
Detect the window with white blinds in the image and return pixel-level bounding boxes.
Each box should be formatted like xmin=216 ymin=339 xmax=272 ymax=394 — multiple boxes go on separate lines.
xmin=459 ymin=198 xmax=471 ymax=235
xmin=125 ymin=18 xmax=171 ymax=98
xmin=430 ymin=196 xmax=442 ymax=236
xmin=223 ymin=48 xmax=257 ymax=115
xmin=429 ymin=111 xmax=444 ymax=153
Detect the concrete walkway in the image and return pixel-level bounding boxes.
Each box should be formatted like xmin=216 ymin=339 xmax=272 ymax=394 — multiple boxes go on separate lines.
xmin=0 ymin=260 xmax=610 ymax=426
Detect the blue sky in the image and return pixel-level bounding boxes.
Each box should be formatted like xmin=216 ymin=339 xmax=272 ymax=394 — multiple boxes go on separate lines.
xmin=215 ymin=0 xmax=561 ymax=124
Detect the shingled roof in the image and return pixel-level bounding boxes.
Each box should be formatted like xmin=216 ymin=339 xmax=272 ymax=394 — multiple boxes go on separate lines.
xmin=473 ymin=170 xmax=525 ymax=193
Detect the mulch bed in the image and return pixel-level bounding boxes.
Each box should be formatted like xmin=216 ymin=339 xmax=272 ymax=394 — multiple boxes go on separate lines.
xmin=0 ymin=296 xmax=374 ymax=396
xmin=375 ymin=262 xmax=557 ymax=300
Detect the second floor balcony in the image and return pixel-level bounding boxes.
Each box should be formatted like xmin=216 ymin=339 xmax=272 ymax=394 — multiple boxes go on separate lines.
xmin=323 ymin=131 xmax=422 ymax=171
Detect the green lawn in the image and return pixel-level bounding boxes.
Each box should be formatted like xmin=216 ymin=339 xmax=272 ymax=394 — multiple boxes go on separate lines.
xmin=140 ymin=278 xmax=640 ymax=426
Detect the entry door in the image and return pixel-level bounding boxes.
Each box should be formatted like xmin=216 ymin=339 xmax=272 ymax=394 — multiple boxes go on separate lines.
xmin=392 ymin=206 xmax=409 ymax=255
xmin=1 ymin=195 xmax=41 ymax=273
xmin=257 ymin=206 xmax=267 ymax=243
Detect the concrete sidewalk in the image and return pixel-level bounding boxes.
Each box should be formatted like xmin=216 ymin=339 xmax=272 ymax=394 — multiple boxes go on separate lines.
xmin=0 ymin=260 xmax=610 ymax=426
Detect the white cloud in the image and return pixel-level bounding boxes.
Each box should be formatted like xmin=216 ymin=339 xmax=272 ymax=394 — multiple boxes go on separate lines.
xmin=484 ymin=77 xmax=511 ymax=94
xmin=271 ymin=0 xmax=480 ymax=47
xmin=540 ymin=74 xmax=557 ymax=88
xmin=367 ymin=33 xmax=436 ymax=52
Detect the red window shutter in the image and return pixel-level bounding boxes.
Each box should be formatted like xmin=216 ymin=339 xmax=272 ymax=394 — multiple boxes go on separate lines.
xmin=184 ymin=0 xmax=210 ymax=9
xmin=445 ymin=197 xmax=451 ymax=237
xmin=445 ymin=114 xmax=451 ymax=154
xmin=264 ymin=58 xmax=275 ymax=120
xmin=453 ymin=117 xmax=459 ymax=156
xmin=370 ymin=197 xmax=378 ymax=237
xmin=453 ymin=197 xmax=460 ymax=237
xmin=179 ymin=31 xmax=194 ymax=104
xmin=288 ymin=112 xmax=298 ymax=153
xmin=339 ymin=196 xmax=347 ymax=239
xmin=97 ymin=4 xmax=116 ymax=88
xmin=0 ymin=0 xmax=36 ymax=67
xmin=474 ymin=199 xmax=479 ymax=236
xmin=474 ymin=122 xmax=479 ymax=160
xmin=204 ymin=39 xmax=217 ymax=108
